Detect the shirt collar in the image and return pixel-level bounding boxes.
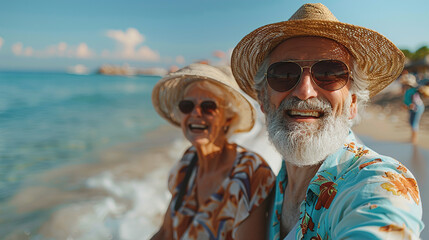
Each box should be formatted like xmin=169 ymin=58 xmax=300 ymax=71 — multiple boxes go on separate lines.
xmin=306 ymin=130 xmax=360 ymax=196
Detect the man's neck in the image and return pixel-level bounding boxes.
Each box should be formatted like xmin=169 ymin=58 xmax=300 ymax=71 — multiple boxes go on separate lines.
xmin=280 ymin=161 xmax=322 ymax=238
xmin=285 ymin=161 xmax=322 ymax=195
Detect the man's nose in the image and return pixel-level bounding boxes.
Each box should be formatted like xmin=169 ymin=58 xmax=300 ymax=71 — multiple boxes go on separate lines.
xmin=291 ymin=68 xmax=318 ymax=100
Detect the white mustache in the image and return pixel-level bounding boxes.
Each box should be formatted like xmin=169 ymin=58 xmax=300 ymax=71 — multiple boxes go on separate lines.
xmin=278 ymin=97 xmax=332 ymax=113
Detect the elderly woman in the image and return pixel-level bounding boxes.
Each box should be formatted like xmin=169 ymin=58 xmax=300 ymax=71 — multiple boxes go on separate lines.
xmin=150 ymin=63 xmax=275 ymax=240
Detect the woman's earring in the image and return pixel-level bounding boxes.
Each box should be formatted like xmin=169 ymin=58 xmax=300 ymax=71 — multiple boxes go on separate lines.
xmin=223 ymin=125 xmax=230 ymax=133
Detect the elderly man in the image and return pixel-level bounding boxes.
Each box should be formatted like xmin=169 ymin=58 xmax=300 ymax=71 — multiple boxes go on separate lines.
xmin=231 ymin=3 xmax=423 ymax=240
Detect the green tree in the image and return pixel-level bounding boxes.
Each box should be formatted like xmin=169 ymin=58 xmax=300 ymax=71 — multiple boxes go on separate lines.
xmin=414 ymin=46 xmax=429 ymax=60
xmin=401 ymin=49 xmax=413 ymax=59
xmin=401 ymin=46 xmax=429 ymax=60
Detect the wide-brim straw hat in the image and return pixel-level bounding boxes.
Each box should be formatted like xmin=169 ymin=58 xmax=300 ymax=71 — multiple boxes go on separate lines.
xmin=152 ymin=63 xmax=256 ymax=133
xmin=231 ymin=3 xmax=405 ymax=99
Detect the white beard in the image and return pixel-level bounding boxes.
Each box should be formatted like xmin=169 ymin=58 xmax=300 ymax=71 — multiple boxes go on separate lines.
xmin=265 ymin=96 xmax=352 ymax=167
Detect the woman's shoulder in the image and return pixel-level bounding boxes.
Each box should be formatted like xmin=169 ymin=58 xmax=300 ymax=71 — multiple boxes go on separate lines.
xmin=232 ymin=145 xmax=275 ymax=180
xmin=235 ymin=145 xmax=271 ymax=168
xmin=228 ymin=145 xmax=276 ymax=217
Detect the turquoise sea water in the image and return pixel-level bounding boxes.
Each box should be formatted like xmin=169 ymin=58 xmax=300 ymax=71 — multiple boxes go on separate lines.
xmin=0 ymin=72 xmax=164 ymax=202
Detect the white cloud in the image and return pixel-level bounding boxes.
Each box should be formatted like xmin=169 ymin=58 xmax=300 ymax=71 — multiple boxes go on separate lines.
xmin=212 ymin=48 xmax=233 ymax=65
xmin=135 ymin=46 xmax=160 ymax=61
xmin=46 ymin=42 xmax=68 ymax=56
xmin=107 ymin=28 xmax=144 ymax=57
xmin=213 ymin=50 xmax=226 ymax=59
xmin=76 ymin=43 xmax=94 ymax=58
xmin=58 ymin=42 xmax=67 ymax=52
xmin=105 ymin=28 xmax=160 ymax=61
xmin=0 ymin=37 xmax=3 ymax=49
xmin=12 ymin=42 xmax=23 ymax=55
xmin=24 ymin=47 xmax=34 ymax=56
xmin=11 ymin=42 xmax=32 ymax=56
xmin=12 ymin=41 xmax=94 ymax=58
xmin=176 ymin=55 xmax=185 ymax=65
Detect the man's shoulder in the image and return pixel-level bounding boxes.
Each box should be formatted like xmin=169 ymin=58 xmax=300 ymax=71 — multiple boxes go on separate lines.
xmin=334 ymin=145 xmax=419 ymax=198
xmin=338 ymin=143 xmax=413 ymax=182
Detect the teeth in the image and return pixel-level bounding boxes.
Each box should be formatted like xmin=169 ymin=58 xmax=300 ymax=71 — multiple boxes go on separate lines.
xmin=290 ymin=110 xmax=320 ymax=117
xmin=190 ymin=124 xmax=207 ymax=129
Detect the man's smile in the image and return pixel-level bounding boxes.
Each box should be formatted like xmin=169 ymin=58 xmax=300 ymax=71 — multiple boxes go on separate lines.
xmin=286 ymin=109 xmax=324 ymax=119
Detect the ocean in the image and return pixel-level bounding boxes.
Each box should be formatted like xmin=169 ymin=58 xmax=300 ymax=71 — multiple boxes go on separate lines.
xmin=0 ymin=72 xmax=183 ymax=239
xmin=0 ymin=72 xmax=167 ymax=200
xmin=0 ymin=72 xmax=428 ymax=239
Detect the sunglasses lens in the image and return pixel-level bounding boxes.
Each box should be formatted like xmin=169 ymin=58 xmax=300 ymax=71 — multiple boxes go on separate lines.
xmin=178 ymin=100 xmax=194 ymax=114
xmin=312 ymin=60 xmax=349 ymax=91
xmin=178 ymin=100 xmax=217 ymax=115
xmin=201 ymin=101 xmax=217 ymax=114
xmin=267 ymin=62 xmax=301 ymax=92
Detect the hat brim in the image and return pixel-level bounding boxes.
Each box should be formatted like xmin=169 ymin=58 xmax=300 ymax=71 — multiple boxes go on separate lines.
xmin=232 ymin=19 xmax=405 ymax=99
xmin=152 ymin=67 xmax=256 ymax=134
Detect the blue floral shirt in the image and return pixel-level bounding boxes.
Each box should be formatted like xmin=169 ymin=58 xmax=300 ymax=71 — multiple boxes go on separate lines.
xmin=268 ymin=131 xmax=424 ymax=239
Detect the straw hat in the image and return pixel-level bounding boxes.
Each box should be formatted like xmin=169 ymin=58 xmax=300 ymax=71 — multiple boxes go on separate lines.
xmin=231 ymin=3 xmax=405 ymax=99
xmin=399 ymin=73 xmax=417 ymax=88
xmin=152 ymin=63 xmax=256 ymax=133
xmin=419 ymin=85 xmax=429 ymax=98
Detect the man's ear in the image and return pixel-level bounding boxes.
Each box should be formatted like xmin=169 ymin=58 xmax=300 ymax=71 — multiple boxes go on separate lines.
xmin=349 ymin=94 xmax=357 ymax=119
xmin=260 ymin=102 xmax=265 ymax=113
xmin=257 ymin=95 xmax=266 ymax=113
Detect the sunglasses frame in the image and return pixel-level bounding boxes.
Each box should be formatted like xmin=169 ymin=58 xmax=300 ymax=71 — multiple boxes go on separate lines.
xmin=178 ymin=99 xmax=218 ymax=115
xmin=265 ymin=59 xmax=352 ymax=92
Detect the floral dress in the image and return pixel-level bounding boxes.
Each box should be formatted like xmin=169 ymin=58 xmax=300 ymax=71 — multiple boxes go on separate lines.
xmin=268 ymin=131 xmax=423 ymax=239
xmin=167 ymin=145 xmax=275 ymax=239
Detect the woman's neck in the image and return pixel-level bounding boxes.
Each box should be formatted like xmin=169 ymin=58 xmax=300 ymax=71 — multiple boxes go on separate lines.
xmin=195 ymin=140 xmax=234 ymax=177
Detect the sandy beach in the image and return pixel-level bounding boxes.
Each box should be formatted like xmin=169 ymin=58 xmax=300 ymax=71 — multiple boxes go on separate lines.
xmin=352 ymin=81 xmax=429 ymax=150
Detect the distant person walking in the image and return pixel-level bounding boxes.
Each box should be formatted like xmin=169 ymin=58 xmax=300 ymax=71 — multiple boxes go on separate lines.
xmin=400 ymin=70 xmax=425 ymax=144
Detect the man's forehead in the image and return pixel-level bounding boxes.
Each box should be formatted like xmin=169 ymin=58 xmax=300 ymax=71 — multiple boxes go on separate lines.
xmin=268 ymin=37 xmax=353 ymax=64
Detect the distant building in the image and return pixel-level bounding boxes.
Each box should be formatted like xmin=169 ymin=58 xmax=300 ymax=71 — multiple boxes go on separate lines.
xmin=97 ymin=64 xmax=167 ymax=77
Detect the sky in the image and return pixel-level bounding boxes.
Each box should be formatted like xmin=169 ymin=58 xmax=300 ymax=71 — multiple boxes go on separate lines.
xmin=0 ymin=0 xmax=428 ymax=72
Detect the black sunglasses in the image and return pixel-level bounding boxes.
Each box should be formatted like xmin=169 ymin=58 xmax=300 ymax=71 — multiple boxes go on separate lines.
xmin=178 ymin=100 xmax=217 ymax=115
xmin=266 ymin=59 xmax=351 ymax=92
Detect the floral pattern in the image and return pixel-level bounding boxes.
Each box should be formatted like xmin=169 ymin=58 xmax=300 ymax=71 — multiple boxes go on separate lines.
xmin=381 ymin=172 xmax=420 ymax=204
xmin=300 ymin=212 xmax=315 ymax=235
xmin=359 ymin=158 xmax=382 ymax=170
xmin=167 ymin=145 xmax=275 ymax=240
xmin=268 ymin=131 xmax=423 ymax=239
